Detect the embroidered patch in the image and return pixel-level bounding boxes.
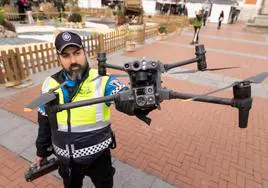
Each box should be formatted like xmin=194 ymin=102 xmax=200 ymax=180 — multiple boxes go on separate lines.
xmin=62 ymin=32 xmax=71 ymax=41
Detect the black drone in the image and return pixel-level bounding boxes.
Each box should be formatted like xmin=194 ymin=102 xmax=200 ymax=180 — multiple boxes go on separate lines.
xmin=26 ymin=45 xmax=268 ymax=128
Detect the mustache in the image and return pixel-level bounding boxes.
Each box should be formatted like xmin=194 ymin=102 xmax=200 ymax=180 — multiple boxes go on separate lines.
xmin=70 ymin=64 xmax=82 ymax=70
xmin=67 ymin=63 xmax=88 ymax=81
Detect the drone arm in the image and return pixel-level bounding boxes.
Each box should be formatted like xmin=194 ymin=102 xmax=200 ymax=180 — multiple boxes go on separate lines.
xmin=164 ymin=89 xmax=252 ymax=128
xmin=164 ymin=58 xmax=199 ymax=72
xmin=52 ymin=95 xmax=118 ymax=112
xmin=105 ymin=63 xmax=125 ymax=71
xmin=51 ymin=90 xmax=132 ymax=113
xmin=97 ymin=52 xmax=125 ymax=76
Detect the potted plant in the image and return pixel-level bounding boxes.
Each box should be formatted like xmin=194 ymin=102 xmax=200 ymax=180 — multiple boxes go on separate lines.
xmin=148 ymin=15 xmax=153 ymax=22
xmin=112 ymin=10 xmax=117 ymax=17
xmin=67 ymin=12 xmax=84 ymax=28
xmin=36 ymin=12 xmax=45 ymax=25
xmin=157 ymin=25 xmax=167 ymax=40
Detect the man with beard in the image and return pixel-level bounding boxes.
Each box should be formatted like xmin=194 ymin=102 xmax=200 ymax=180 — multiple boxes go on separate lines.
xmin=34 ymin=31 xmax=143 ymax=188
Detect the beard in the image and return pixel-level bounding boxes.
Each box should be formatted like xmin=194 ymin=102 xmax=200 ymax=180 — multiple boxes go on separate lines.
xmin=65 ymin=62 xmax=88 ymax=81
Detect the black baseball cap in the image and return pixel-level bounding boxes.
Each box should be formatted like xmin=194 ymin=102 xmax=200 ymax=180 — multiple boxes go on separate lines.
xmin=55 ymin=31 xmax=83 ymax=54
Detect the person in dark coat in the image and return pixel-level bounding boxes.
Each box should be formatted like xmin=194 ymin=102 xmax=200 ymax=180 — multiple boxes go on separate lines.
xmin=17 ymin=0 xmax=26 ymax=23
xmin=203 ymin=9 xmax=208 ymax=27
xmin=217 ymin=10 xmax=224 ymax=29
xmin=25 ymin=0 xmax=34 ymax=24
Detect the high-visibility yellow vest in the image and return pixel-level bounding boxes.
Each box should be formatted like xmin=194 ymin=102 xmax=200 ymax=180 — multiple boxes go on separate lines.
xmin=42 ymin=69 xmax=111 ymax=132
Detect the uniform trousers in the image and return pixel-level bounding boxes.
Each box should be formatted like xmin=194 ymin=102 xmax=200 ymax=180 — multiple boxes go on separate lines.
xmin=58 ymin=149 xmax=115 ymax=188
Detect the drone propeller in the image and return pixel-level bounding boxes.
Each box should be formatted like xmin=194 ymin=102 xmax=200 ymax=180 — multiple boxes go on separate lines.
xmin=183 ymin=72 xmax=268 ymax=102
xmin=169 ymin=66 xmax=240 ymax=74
xmin=24 ymin=81 xmax=68 ymax=111
xmin=25 ymin=71 xmax=87 ymax=110
xmin=24 ymin=92 xmax=57 ymax=111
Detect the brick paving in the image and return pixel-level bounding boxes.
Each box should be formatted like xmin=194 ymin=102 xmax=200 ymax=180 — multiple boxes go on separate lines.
xmin=1 ymin=21 xmax=268 ymax=188
xmin=0 ymin=146 xmax=63 ymax=187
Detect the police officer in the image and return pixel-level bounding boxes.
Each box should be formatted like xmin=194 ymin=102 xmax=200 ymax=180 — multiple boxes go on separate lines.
xmin=35 ymin=31 xmax=140 ymax=188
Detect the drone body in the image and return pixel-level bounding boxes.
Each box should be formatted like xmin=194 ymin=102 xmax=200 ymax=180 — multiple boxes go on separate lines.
xmin=26 ymin=45 xmax=268 ymax=128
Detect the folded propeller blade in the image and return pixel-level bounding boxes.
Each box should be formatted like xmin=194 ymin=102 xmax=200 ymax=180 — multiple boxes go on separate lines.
xmin=183 ymin=72 xmax=268 ymax=102
xmin=183 ymin=84 xmax=235 ymax=102
xmin=170 ymin=66 xmax=240 ymax=75
xmin=24 ymin=82 xmax=67 ymax=111
xmin=244 ymin=72 xmax=268 ymax=84
xmin=90 ymin=74 xmax=129 ymax=82
xmin=25 ymin=92 xmax=57 ymax=110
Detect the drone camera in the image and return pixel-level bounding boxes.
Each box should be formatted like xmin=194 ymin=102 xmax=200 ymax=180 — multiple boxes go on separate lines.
xmin=124 ymin=60 xmax=159 ymax=109
xmin=134 ymin=86 xmax=156 ymax=107
xmin=124 ymin=60 xmax=159 ymax=72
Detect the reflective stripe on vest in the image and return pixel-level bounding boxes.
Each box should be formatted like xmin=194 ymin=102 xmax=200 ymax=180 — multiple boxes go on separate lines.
xmin=41 ymin=69 xmax=111 ymax=132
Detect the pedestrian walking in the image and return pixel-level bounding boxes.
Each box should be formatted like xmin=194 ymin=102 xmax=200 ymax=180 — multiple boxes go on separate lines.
xmin=24 ymin=0 xmax=34 ymax=24
xmin=191 ymin=10 xmax=202 ymax=45
xmin=17 ymin=0 xmax=26 ymax=23
xmin=217 ymin=10 xmax=224 ymax=29
xmin=203 ymin=9 xmax=209 ymax=27
xmin=34 ymin=31 xmax=152 ymax=188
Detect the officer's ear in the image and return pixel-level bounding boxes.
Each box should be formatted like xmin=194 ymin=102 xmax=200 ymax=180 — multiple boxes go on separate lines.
xmin=83 ymin=48 xmax=91 ymax=67
xmin=56 ymin=53 xmax=63 ymax=66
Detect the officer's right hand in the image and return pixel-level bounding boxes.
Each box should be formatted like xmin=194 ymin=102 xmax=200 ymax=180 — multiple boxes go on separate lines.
xmin=35 ymin=156 xmax=47 ymax=169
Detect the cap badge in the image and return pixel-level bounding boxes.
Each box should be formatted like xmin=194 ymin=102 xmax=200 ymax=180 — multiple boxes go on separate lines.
xmin=62 ymin=32 xmax=71 ymax=41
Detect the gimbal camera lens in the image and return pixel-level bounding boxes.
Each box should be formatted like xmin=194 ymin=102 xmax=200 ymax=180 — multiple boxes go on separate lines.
xmin=147 ymin=87 xmax=153 ymax=94
xmin=136 ymin=96 xmax=147 ymax=106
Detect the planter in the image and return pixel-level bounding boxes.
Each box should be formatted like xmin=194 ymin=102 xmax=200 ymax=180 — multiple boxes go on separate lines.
xmin=65 ymin=22 xmax=85 ymax=29
xmin=176 ymin=28 xmax=182 ymax=35
xmin=36 ymin=20 xmax=45 ymax=26
xmin=156 ymin=32 xmax=167 ymax=41
xmin=61 ymin=18 xmax=68 ymax=24
xmin=125 ymin=41 xmax=136 ymax=52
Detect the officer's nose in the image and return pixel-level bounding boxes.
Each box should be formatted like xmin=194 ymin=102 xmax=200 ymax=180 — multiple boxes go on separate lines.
xmin=69 ymin=54 xmax=76 ymax=64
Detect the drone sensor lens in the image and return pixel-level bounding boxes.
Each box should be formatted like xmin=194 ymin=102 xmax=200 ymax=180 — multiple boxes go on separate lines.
xmin=133 ymin=62 xmax=140 ymax=69
xmin=147 ymin=88 xmax=153 ymax=94
xmin=125 ymin=64 xmax=130 ymax=68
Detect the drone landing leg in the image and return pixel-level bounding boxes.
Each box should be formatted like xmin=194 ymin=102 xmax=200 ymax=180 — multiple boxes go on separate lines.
xmin=136 ymin=114 xmax=152 ymax=125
